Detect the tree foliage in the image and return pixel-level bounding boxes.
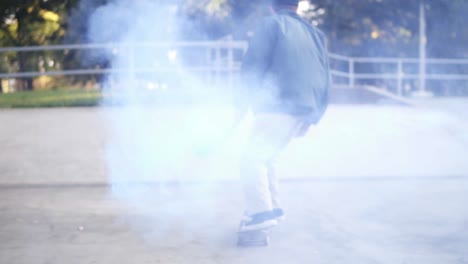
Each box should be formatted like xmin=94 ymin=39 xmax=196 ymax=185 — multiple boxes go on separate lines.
xmin=306 ymin=0 xmax=468 ymax=57
xmin=2 ymin=0 xmax=466 ymax=56
xmin=0 ymin=0 xmax=78 ymax=90
xmin=182 ymin=0 xmax=468 ymax=58
xmin=0 ymin=0 xmax=467 ymax=91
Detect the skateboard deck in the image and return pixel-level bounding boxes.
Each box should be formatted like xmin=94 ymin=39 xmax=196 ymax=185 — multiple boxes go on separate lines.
xmin=237 ymin=223 xmax=272 ymax=247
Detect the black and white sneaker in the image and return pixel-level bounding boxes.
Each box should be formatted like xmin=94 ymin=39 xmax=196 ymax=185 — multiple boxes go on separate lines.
xmin=239 ymin=211 xmax=278 ymax=232
xmin=272 ymin=208 xmax=285 ymax=222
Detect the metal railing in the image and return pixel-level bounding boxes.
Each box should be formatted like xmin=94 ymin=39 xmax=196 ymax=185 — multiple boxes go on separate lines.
xmin=0 ymin=41 xmax=248 ymax=92
xmin=1 ymin=41 xmax=468 ymax=96
xmin=0 ymin=41 xmax=248 ymax=77
xmin=329 ymin=54 xmax=468 ymax=96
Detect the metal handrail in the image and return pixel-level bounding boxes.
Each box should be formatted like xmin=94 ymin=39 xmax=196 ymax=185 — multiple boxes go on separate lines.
xmin=1 ymin=42 xmax=464 ymax=62
xmin=0 ymin=41 xmax=249 ymax=53
xmin=0 ymin=67 xmax=242 ymax=79
xmin=0 ymin=42 xmax=467 ymax=96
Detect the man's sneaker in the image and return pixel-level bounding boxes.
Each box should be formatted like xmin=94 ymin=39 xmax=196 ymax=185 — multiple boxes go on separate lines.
xmin=239 ymin=211 xmax=278 ymax=232
xmin=272 ymin=208 xmax=285 ymax=222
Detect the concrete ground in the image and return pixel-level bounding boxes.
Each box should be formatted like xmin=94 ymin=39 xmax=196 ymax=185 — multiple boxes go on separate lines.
xmin=0 ymin=108 xmax=108 ymax=185
xmin=1 ymin=180 xmax=467 ymax=264
xmin=1 ymin=106 xmax=468 ymax=263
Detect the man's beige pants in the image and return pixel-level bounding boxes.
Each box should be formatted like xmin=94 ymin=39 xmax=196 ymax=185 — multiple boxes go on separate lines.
xmin=241 ymin=112 xmax=307 ymax=215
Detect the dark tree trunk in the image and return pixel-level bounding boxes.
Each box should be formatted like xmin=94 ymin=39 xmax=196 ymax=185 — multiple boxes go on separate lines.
xmin=17 ymin=54 xmax=35 ymax=91
xmin=26 ymin=78 xmax=33 ymax=91
xmin=15 ymin=8 xmax=34 ymax=91
xmin=16 ymin=48 xmax=34 ymax=91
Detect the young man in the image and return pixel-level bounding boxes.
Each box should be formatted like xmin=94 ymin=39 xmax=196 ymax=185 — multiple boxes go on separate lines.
xmin=238 ymin=0 xmax=330 ymax=232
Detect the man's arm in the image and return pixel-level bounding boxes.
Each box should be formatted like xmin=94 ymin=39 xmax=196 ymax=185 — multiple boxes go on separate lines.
xmin=241 ymin=18 xmax=278 ymax=77
xmin=236 ymin=18 xmax=278 ymax=113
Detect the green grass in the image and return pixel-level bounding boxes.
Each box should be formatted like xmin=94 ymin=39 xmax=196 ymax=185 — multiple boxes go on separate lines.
xmin=0 ymin=89 xmax=103 ymax=108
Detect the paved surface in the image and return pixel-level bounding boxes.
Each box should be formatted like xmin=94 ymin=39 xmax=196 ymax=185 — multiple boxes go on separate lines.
xmin=1 ymin=105 xmax=467 ymax=185
xmin=1 ymin=180 xmax=467 ymax=264
xmin=1 ymin=106 xmax=468 ymax=263
xmin=0 ymin=108 xmax=108 ymax=185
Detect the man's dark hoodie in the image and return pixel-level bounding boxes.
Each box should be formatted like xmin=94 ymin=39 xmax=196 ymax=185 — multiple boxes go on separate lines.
xmin=241 ymin=8 xmax=330 ymax=125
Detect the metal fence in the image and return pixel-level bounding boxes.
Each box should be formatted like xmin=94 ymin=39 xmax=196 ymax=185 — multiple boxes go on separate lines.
xmin=0 ymin=41 xmax=248 ymax=92
xmin=1 ymin=41 xmax=468 ymax=96
xmin=329 ymin=54 xmax=468 ymax=96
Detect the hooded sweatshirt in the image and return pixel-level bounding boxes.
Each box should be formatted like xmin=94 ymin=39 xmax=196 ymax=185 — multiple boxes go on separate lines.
xmin=241 ymin=9 xmax=330 ymax=124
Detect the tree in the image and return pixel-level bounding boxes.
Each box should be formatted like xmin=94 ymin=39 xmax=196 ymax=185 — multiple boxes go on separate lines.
xmin=424 ymin=0 xmax=468 ymax=58
xmin=179 ymin=0 xmax=232 ymax=39
xmin=0 ymin=0 xmax=74 ymax=90
xmin=2 ymin=0 xmax=466 ymax=92
xmin=305 ymin=0 xmax=468 ymax=58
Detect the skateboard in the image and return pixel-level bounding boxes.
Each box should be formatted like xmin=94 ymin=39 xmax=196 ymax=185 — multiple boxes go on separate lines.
xmin=237 ymin=223 xmax=273 ymax=247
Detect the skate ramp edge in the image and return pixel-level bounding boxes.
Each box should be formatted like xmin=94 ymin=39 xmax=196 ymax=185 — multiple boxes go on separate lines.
xmin=330 ymin=85 xmax=416 ymax=106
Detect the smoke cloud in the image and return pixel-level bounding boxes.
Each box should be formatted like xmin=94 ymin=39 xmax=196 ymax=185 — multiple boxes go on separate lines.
xmin=82 ymin=0 xmax=468 ymax=251
xmin=84 ymin=0 xmax=251 ymax=239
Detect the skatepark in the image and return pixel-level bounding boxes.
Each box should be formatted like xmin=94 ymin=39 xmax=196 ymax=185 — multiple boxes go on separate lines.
xmin=1 ymin=0 xmax=468 ymax=262
xmin=1 ymin=101 xmax=467 ymax=264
